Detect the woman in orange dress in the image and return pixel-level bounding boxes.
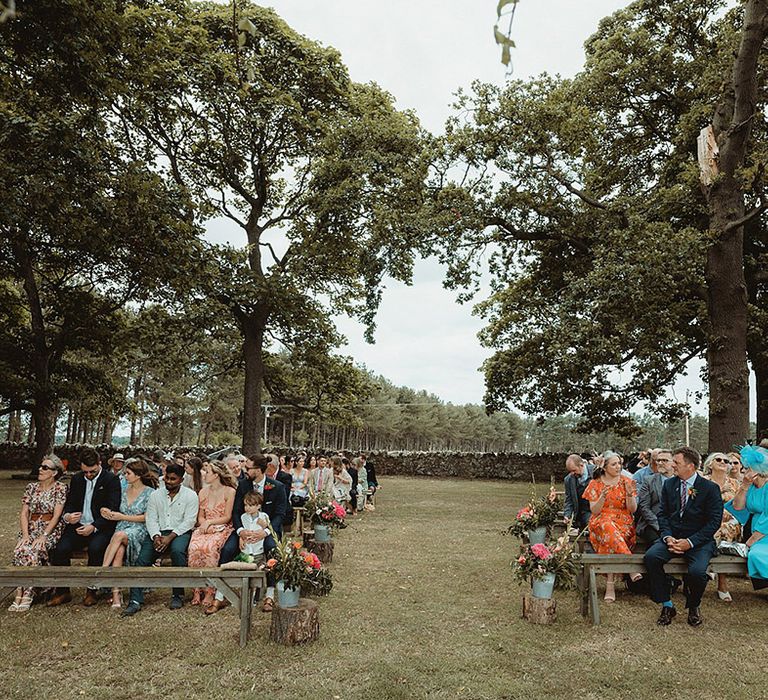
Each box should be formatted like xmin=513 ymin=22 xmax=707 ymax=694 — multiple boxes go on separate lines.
xmin=582 ymin=451 xmax=638 ymax=602
xmin=187 ymin=460 xmax=236 ymax=608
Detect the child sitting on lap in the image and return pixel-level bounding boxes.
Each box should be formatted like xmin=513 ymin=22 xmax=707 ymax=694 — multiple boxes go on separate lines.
xmin=239 ymin=491 xmax=270 ymax=563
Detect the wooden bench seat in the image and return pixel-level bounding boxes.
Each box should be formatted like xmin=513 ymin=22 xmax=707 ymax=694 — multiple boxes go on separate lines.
xmin=578 ymin=553 xmax=747 ymax=625
xmin=0 ymin=566 xmax=267 ymax=647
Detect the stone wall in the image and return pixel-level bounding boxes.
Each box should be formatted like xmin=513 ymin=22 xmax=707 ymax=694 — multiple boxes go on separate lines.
xmin=0 ymin=442 xmax=569 ymax=482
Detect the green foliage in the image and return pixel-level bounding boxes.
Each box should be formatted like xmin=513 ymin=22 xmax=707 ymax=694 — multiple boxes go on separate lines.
xmin=433 ymin=0 xmax=767 ymax=439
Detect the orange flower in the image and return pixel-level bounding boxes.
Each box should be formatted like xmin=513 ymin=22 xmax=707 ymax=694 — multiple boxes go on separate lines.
xmin=266 ymin=558 xmax=277 ymax=568
xmin=293 ymin=541 xmax=302 ymax=550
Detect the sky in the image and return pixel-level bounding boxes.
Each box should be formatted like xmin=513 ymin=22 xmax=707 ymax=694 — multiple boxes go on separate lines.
xmin=206 ymin=0 xmax=753 ymax=418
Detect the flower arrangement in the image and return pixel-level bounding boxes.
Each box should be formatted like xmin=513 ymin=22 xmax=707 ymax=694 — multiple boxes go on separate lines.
xmin=506 ymin=486 xmax=563 ymax=538
xmin=511 ymin=533 xmax=580 ymax=590
xmin=265 ymin=536 xmax=333 ymax=593
xmin=306 ymin=491 xmax=347 ymax=529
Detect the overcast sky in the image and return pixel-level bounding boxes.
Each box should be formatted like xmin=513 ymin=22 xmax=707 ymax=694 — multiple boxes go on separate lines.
xmin=207 ymin=0 xmax=751 ymax=417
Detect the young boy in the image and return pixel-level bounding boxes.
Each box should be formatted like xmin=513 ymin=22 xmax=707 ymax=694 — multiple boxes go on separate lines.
xmin=240 ymin=491 xmax=271 ymax=561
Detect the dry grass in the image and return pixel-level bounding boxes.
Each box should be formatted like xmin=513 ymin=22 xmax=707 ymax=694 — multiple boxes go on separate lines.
xmin=0 ymin=472 xmax=765 ymax=700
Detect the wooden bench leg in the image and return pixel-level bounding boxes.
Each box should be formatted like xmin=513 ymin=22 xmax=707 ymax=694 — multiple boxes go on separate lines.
xmin=589 ymin=567 xmax=600 ymax=626
xmin=239 ymin=577 xmax=251 ymax=648
xmin=578 ymin=568 xmax=589 ymax=618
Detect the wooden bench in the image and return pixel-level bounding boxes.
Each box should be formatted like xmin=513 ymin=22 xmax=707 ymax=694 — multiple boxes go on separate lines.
xmin=578 ymin=553 xmax=747 ymax=625
xmin=0 ymin=566 xmax=267 ymax=647
xmin=289 ymin=507 xmax=306 ymax=537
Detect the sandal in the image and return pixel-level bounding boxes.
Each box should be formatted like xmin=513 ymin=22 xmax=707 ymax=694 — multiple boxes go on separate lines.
xmin=111 ymin=590 xmax=123 ymax=609
xmin=16 ymin=592 xmax=34 ymax=612
xmin=604 ymin=581 xmax=616 ymax=603
xmin=8 ymin=589 xmax=22 ymax=612
xmin=261 ymin=596 xmax=274 ymax=613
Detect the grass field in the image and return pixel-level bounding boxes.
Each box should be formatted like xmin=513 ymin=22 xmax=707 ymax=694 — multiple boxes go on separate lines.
xmin=0 ymin=472 xmax=765 ymax=700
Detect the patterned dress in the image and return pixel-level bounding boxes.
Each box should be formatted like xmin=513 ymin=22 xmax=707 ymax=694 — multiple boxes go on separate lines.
xmin=583 ymin=476 xmax=637 ymax=554
xmin=706 ymin=475 xmax=742 ymax=543
xmin=187 ymin=494 xmax=234 ymax=568
xmin=12 ymin=482 xmax=68 ymax=567
xmin=115 ymin=486 xmax=153 ymax=565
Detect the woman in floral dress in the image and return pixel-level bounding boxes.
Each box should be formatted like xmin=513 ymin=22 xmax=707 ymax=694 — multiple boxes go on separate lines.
xmin=99 ymin=459 xmax=158 ymax=609
xmin=9 ymin=455 xmax=68 ymax=611
xmin=582 ymin=452 xmax=638 ymax=602
xmin=187 ymin=460 xmax=236 ymax=608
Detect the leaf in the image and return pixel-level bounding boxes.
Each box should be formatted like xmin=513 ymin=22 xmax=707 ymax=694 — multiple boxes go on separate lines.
xmin=237 ymin=31 xmax=247 ymax=47
xmin=246 ymin=64 xmax=255 ymax=83
xmin=497 ymin=0 xmax=518 ymax=18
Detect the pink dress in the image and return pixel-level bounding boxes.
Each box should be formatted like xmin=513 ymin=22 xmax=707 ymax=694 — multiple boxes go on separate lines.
xmin=187 ymin=494 xmax=234 ymax=568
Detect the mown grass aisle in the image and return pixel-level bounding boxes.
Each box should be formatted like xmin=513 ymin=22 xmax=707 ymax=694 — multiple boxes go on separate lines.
xmin=1 ymin=475 xmax=766 ymax=699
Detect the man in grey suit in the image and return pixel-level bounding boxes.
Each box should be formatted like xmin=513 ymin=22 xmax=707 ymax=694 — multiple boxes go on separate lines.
xmin=636 ymin=449 xmax=674 ymax=542
xmin=563 ymin=454 xmax=593 ymax=531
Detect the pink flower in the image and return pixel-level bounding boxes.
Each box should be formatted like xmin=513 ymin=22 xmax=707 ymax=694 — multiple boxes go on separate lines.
xmin=333 ymin=505 xmax=346 ymax=518
xmin=516 ymin=506 xmax=532 ymax=519
xmin=530 ymin=543 xmax=552 ymax=560
xmin=309 ymin=553 xmax=322 ymax=570
xmin=517 ymin=556 xmax=526 ymax=565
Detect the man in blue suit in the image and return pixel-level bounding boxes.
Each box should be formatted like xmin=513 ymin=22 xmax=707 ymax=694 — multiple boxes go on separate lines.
xmin=643 ymin=447 xmax=723 ymax=627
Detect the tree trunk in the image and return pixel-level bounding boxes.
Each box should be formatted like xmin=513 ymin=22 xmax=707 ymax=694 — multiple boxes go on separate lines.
xmin=754 ymin=360 xmax=768 ymax=441
xmin=269 ymin=599 xmax=320 ymax=646
xmin=32 ymin=402 xmax=56 ymax=465
xmin=26 ymin=413 xmax=35 ymax=444
xmin=241 ymin=315 xmax=265 ymax=455
xmin=704 ymin=0 xmax=768 ymax=450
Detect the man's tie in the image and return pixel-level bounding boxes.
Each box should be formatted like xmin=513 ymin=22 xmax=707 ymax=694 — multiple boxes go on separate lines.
xmin=680 ymin=480 xmax=687 ymax=512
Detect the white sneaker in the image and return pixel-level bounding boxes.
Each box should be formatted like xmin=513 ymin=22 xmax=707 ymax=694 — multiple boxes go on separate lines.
xmin=717 ymin=590 xmax=733 ymax=602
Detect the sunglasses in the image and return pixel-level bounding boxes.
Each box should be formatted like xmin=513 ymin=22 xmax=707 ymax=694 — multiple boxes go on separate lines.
xmin=713 ymin=457 xmax=732 ymax=464
xmin=39 ymin=464 xmax=56 ymax=471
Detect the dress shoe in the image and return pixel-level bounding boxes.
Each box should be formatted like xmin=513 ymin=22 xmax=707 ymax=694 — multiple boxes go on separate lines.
xmin=46 ymin=592 xmax=72 ymax=607
xmin=656 ymin=606 xmax=677 ymax=626
xmin=83 ymin=589 xmax=99 ymax=607
xmin=204 ymin=599 xmax=230 ymax=615
xmin=169 ymin=595 xmax=184 ymax=610
xmin=121 ymin=601 xmax=141 ymax=617
xmin=687 ymin=606 xmax=703 ymax=627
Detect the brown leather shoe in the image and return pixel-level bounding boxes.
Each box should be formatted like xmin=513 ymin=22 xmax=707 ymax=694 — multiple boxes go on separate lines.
xmin=83 ymin=589 xmax=98 ymax=607
xmin=204 ymin=599 xmax=230 ymax=615
xmin=46 ymin=592 xmax=72 ymax=607
xmin=261 ymin=596 xmax=274 ymax=613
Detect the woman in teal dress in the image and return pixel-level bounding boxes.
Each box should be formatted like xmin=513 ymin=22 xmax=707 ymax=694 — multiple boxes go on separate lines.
xmin=99 ymin=459 xmax=158 ymax=608
xmin=732 ymin=446 xmax=768 ymax=589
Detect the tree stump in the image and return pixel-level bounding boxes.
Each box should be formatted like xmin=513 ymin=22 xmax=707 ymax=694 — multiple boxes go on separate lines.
xmin=522 ymin=594 xmax=557 ymax=624
xmin=308 ymin=539 xmax=334 ymax=564
xmin=269 ymin=598 xmax=320 ymax=646
xmin=302 ymin=531 xmax=315 ymax=549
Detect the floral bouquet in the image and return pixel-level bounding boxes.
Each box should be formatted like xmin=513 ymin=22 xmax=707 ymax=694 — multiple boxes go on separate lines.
xmin=506 ymin=486 xmax=563 ymax=538
xmin=306 ymin=491 xmax=347 ymax=529
xmin=266 ymin=537 xmax=334 ymax=593
xmin=511 ymin=534 xmax=580 ymax=590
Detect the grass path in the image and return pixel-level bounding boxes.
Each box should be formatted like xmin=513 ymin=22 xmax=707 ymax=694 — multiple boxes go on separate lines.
xmin=0 ymin=474 xmax=766 ymax=699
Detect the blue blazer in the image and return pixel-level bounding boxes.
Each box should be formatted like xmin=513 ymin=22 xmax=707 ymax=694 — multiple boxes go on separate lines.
xmin=657 ymin=473 xmax=723 ymax=549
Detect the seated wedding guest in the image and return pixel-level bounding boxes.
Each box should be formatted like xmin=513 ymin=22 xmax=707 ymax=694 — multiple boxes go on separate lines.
xmin=563 ymin=454 xmax=593 ymax=531
xmin=99 ymin=459 xmax=158 ymax=609
xmin=187 ymin=460 xmax=236 ymax=608
xmin=207 ymin=491 xmax=271 ymax=615
xmin=703 ymin=451 xmax=742 ymax=602
xmin=362 ymin=453 xmax=379 ymax=499
xmin=332 ymin=456 xmax=352 ymax=506
xmin=727 ymin=451 xmax=744 ymax=484
xmin=582 ymin=451 xmax=639 ymax=602
xmin=644 ymin=447 xmax=722 ymax=627
xmin=9 ymin=455 xmax=67 ymax=612
xmin=311 ymin=456 xmax=334 ymax=496
xmin=265 ymin=457 xmax=293 ymax=524
xmin=355 ymin=457 xmax=368 ymax=511
xmin=183 ymin=456 xmax=204 ymax=493
xmin=225 ymin=454 xmax=248 ymax=483
xmin=290 ymin=455 xmax=310 ymax=507
xmin=636 ymin=450 xmax=674 ymax=543
xmin=49 ymin=447 xmax=121 ymax=607
xmin=121 ymin=463 xmax=199 ymax=616
xmin=633 ymin=448 xmax=663 ymax=488
xmin=214 ymin=455 xmax=286 ymax=611
xmin=150 ymin=449 xmax=165 ymax=476
xmin=345 ymin=457 xmax=358 ymax=515
xmin=108 ymin=453 xmax=126 ymax=489
xmin=732 ymin=446 xmax=768 ymax=590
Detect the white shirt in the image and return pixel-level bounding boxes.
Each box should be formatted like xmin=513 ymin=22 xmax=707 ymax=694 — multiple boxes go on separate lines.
xmin=79 ymin=469 xmax=102 ymax=526
xmin=145 ymin=485 xmax=199 ymax=538
xmin=241 ymin=512 xmax=270 ymax=556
